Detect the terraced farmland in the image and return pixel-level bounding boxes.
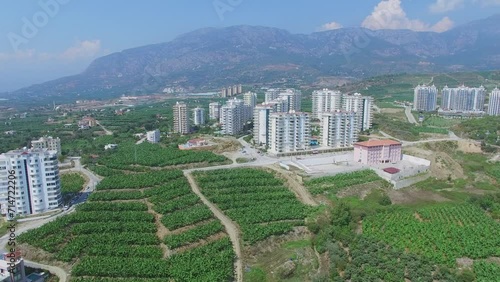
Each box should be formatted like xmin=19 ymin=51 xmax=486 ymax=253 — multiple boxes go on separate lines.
xmin=18 ymin=170 xmax=235 ymax=281
xmin=193 ymin=168 xmax=311 ymax=244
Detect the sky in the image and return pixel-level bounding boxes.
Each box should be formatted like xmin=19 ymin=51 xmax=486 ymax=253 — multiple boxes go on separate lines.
xmin=0 ymin=0 xmax=500 ymax=91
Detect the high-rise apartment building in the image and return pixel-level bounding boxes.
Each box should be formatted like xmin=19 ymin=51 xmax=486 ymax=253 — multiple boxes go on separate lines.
xmin=321 ymin=111 xmax=359 ymax=148
xmin=193 ymin=107 xmax=206 ymax=126
xmin=253 ymin=104 xmax=273 ymax=146
xmin=31 ymin=136 xmax=61 ymax=156
xmin=441 ymin=85 xmax=486 ymax=112
xmin=220 ymin=99 xmax=244 ymax=135
xmin=312 ymin=89 xmax=342 ymax=120
xmin=342 ymin=93 xmax=373 ymax=131
xmin=414 ymin=85 xmax=438 ymax=112
xmin=279 ymin=89 xmax=302 ymax=112
xmin=268 ymin=112 xmax=310 ymax=154
xmin=488 ymin=87 xmax=500 ymax=116
xmin=0 ymin=149 xmax=62 ymax=216
xmin=243 ymin=92 xmax=257 ymax=108
xmin=173 ymin=102 xmax=189 ymax=134
xmin=209 ymin=102 xmax=221 ymax=120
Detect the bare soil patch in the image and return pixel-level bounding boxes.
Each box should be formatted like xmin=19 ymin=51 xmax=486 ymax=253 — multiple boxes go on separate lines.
xmin=388 ymin=189 xmax=450 ymax=205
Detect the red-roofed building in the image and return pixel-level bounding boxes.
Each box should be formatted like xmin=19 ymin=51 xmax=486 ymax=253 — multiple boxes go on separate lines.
xmin=354 ymin=139 xmax=402 ymax=165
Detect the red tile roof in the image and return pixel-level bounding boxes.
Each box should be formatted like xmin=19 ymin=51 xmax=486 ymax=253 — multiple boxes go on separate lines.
xmin=355 ymin=140 xmax=401 ymax=147
xmin=383 ymin=167 xmax=400 ymax=174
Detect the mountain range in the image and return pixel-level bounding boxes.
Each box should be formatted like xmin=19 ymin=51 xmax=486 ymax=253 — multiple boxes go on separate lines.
xmin=4 ymin=14 xmax=500 ymax=103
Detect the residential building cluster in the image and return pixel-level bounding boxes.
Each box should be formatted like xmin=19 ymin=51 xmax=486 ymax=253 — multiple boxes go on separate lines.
xmin=220 ymin=94 xmax=255 ymax=135
xmin=0 ymin=148 xmax=62 ymax=217
xmin=414 ymin=84 xmax=499 ymax=115
xmin=220 ymin=84 xmax=243 ymax=98
xmin=253 ymin=88 xmax=374 ymax=154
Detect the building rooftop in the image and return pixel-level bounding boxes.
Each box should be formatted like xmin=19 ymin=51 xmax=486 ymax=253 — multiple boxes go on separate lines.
xmin=355 ymin=140 xmax=401 ymax=147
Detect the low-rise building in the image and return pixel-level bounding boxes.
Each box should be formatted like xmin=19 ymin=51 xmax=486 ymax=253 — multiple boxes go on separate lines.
xmin=104 ymin=144 xmax=118 ymax=150
xmin=354 ymin=140 xmax=402 ymax=165
xmin=78 ymin=117 xmax=97 ymax=128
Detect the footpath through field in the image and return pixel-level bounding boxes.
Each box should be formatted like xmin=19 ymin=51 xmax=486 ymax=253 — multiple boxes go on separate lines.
xmin=184 ymin=171 xmax=243 ymax=282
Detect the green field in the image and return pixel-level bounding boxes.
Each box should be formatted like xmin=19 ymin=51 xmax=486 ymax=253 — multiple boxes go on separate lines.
xmin=363 ymin=204 xmax=500 ymax=267
xmin=194 ymin=168 xmax=311 ymax=244
xmin=60 ymin=173 xmax=86 ymax=193
xmin=18 ymin=170 xmax=234 ymax=281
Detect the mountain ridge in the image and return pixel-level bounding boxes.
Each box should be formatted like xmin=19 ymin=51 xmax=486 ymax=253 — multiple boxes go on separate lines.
xmin=4 ymin=14 xmax=500 ymax=103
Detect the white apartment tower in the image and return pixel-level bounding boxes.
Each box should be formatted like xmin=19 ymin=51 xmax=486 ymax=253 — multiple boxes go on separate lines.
xmin=173 ymin=102 xmax=190 ymax=134
xmin=193 ymin=107 xmax=206 ymax=126
xmin=209 ymin=102 xmax=221 ymax=120
xmin=265 ymin=89 xmax=281 ymax=102
xmin=243 ymin=92 xmax=257 ymax=108
xmin=253 ymin=104 xmax=273 ymax=146
xmin=0 ymin=149 xmax=62 ymax=216
xmin=268 ymin=112 xmax=310 ymax=154
xmin=488 ymin=87 xmax=500 ymax=116
xmin=146 ymin=129 xmax=161 ymax=144
xmin=321 ymin=111 xmax=359 ymax=148
xmin=279 ymin=89 xmax=302 ymax=112
xmin=342 ymin=93 xmax=373 ymax=131
xmin=441 ymin=85 xmax=486 ymax=112
xmin=31 ymin=136 xmax=61 ymax=156
xmin=220 ymin=99 xmax=245 ymax=135
xmin=312 ymin=89 xmax=342 ymax=120
xmin=414 ymin=85 xmax=438 ymax=112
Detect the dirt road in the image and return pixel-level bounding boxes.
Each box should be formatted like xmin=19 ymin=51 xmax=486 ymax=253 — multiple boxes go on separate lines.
xmin=184 ymin=171 xmax=243 ymax=282
xmin=266 ymin=165 xmax=318 ymax=206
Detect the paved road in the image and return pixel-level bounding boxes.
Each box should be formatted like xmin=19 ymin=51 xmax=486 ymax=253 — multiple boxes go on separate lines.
xmin=184 ymin=171 xmax=243 ymax=282
xmin=25 ymin=260 xmax=68 ymax=282
xmin=405 ymin=106 xmax=417 ymax=124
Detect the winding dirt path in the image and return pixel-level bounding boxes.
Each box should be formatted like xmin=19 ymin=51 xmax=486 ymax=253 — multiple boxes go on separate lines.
xmin=184 ymin=171 xmax=243 ymax=282
xmin=266 ymin=165 xmax=318 ymax=206
xmin=25 ymin=260 xmax=68 ymax=282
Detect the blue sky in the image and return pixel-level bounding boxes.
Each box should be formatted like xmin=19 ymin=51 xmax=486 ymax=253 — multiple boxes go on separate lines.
xmin=0 ymin=0 xmax=499 ymax=91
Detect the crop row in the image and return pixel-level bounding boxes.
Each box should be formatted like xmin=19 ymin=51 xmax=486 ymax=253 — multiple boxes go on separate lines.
xmin=152 ymin=194 xmax=201 ymax=214
xmin=72 ymin=222 xmax=157 ymax=234
xmin=72 ymin=238 xmax=235 ymax=281
xmin=89 ymin=191 xmax=144 ymax=201
xmin=164 ymin=220 xmax=224 ymax=249
xmin=77 ymin=202 xmax=148 ymax=212
xmin=98 ymin=142 xmax=228 ymax=168
xmin=474 ymin=261 xmax=500 ymax=282
xmin=193 ymin=168 xmax=309 ymax=243
xmin=97 ymin=170 xmax=184 ymax=190
xmin=161 ymin=204 xmax=214 ymax=230
xmin=363 ymin=204 xmax=500 ymax=266
xmin=68 ymin=211 xmax=155 ymax=223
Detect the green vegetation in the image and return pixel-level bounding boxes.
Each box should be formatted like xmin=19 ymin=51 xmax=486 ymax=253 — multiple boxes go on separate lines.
xmin=454 ymin=116 xmax=500 ymax=147
xmin=474 ymin=261 xmax=500 ymax=282
xmin=18 ymin=168 xmax=234 ymax=281
xmin=164 ymin=220 xmax=224 ymax=249
xmin=98 ymin=142 xmax=228 ymax=169
xmin=422 ymin=116 xmax=462 ymax=127
xmin=363 ymin=204 xmax=500 ymax=267
xmin=194 ymin=168 xmax=311 ymax=244
xmin=305 ymin=170 xmax=383 ymax=195
xmin=374 ymin=113 xmax=448 ymax=141
xmin=60 ymin=173 xmax=86 ymax=193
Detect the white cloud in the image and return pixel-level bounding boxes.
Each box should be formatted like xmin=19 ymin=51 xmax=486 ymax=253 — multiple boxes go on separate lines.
xmin=362 ymin=0 xmax=454 ymax=32
xmin=0 ymin=40 xmax=101 ymax=62
xmin=318 ymin=21 xmax=343 ymax=31
xmin=60 ymin=40 xmax=101 ymax=61
xmin=429 ymin=0 xmax=464 ymax=13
